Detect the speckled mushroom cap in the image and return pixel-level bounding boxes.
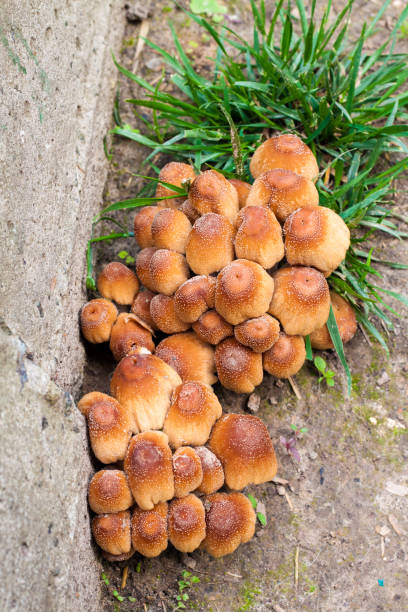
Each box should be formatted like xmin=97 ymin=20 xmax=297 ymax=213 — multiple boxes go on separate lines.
xmin=263 ymin=332 xmax=306 ymax=378
xmin=109 ymin=312 xmax=155 ymax=361
xmin=246 ymin=169 xmax=319 ymax=223
xmin=78 ymin=392 xmax=134 ymax=463
xmin=169 ymin=494 xmax=206 ymax=553
xmin=249 ymin=134 xmax=319 ymax=181
xmin=234 ymin=314 xmax=280 ymax=353
xmin=124 ymin=431 xmax=174 ymax=510
xmin=268 ymin=266 xmax=330 ymax=336
xmin=180 ymin=199 xmax=200 ymax=224
xmin=88 ymin=470 xmax=134 ymax=515
xmin=215 ymin=259 xmax=274 ymax=326
xmin=189 ymin=170 xmax=239 ymax=223
xmin=195 ymin=447 xmax=225 ymax=495
xmin=192 ymin=310 xmax=233 ymax=345
xmin=155 ymin=332 xmax=217 ymax=386
xmin=229 ymin=179 xmax=251 ymax=209
xmin=134 ymin=206 xmax=160 ymax=249
xmin=80 ymin=298 xmax=118 ymax=344
xmin=163 ymin=381 xmax=222 ymax=448
xmin=310 ymin=291 xmax=357 ymax=350
xmin=92 ymin=511 xmax=132 ymax=556
xmin=155 ymin=161 xmax=196 ymax=207
xmin=174 ymin=275 xmax=216 ymax=324
xmin=110 ymin=348 xmax=182 ymax=432
xmin=97 ymin=262 xmax=139 ymax=305
xmin=284 ymin=206 xmax=350 ymax=276
xmin=135 ymin=247 xmax=158 ymax=292
xmin=131 ymin=288 xmax=157 ymax=330
xmin=185 ymin=213 xmax=235 ymax=276
xmin=201 ymin=492 xmax=256 ymax=558
xmin=149 ymin=294 xmax=191 ymax=334
xmin=215 ymin=337 xmax=263 ymax=393
xmin=131 ymin=502 xmax=168 ymax=557
xmin=172 ymin=447 xmax=203 ymax=498
xmin=234 ymin=206 xmax=284 ymax=269
xmin=209 ymin=414 xmax=278 ymax=490
xmin=149 ymin=249 xmax=190 ymax=296
xmin=151 ymin=208 xmax=192 ymax=254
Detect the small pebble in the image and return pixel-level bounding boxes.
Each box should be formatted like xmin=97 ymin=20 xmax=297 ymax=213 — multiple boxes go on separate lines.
xmin=247 ymin=392 xmax=261 ymax=413
xmin=369 ymin=416 xmax=378 ymax=425
xmin=308 ymin=450 xmax=318 ymax=460
xmin=256 ymin=501 xmax=266 ymax=517
xmin=181 ymin=554 xmax=197 ymax=569
xmin=377 ymin=371 xmax=390 ymax=386
xmin=276 ymin=485 xmax=285 ymax=496
xmin=386 ymin=481 xmax=408 ymax=496
xmin=145 ymin=58 xmax=163 ymax=71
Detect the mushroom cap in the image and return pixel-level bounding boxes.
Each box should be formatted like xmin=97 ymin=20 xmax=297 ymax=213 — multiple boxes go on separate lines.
xmin=268 ymin=266 xmax=330 ymax=336
xmin=215 ymin=337 xmax=263 ymax=393
xmin=234 ymin=314 xmax=280 ymax=353
xmin=263 ymin=332 xmax=306 ymax=378
xmin=150 ymin=294 xmax=191 ymax=334
xmin=109 ymin=312 xmax=155 ymax=361
xmin=78 ymin=390 xmax=108 ymax=417
xmin=97 ymin=262 xmax=139 ymax=305
xmin=135 ymin=247 xmax=158 ymax=292
xmin=284 ymin=206 xmax=350 ymax=276
xmin=163 ymin=381 xmax=222 ymax=448
xmin=155 ymin=332 xmax=217 ymax=386
xmin=92 ymin=511 xmax=131 ymax=556
xmin=134 ymin=206 xmax=160 ymax=249
xmin=124 ymin=431 xmax=174 ymax=510
xmin=209 ymin=414 xmax=278 ymax=490
xmin=195 ymin=446 xmax=225 ymax=495
xmin=80 ymin=298 xmax=118 ymax=344
xmin=156 ymin=161 xmax=196 ymax=207
xmin=151 ymin=208 xmax=192 ymax=254
xmin=111 ymin=349 xmax=182 ymax=431
xmin=192 ymin=309 xmax=233 ymax=345
xmin=88 ymin=470 xmax=133 ymax=515
xmin=180 ymin=199 xmax=200 ymax=224
xmin=149 ymin=249 xmax=190 ymax=296
xmin=173 ymin=447 xmax=204 ymax=498
xmin=249 ymin=134 xmax=319 ymax=181
xmin=131 ymin=288 xmax=157 ymax=330
xmin=131 ymin=502 xmax=168 ymax=557
xmin=234 ymin=206 xmax=284 ymax=269
xmin=101 ymin=549 xmax=136 ymax=562
xmin=201 ymin=492 xmax=255 ymax=557
xmin=229 ymin=178 xmax=251 ymax=209
xmin=310 ymin=291 xmax=357 ymax=350
xmin=174 ymin=275 xmax=216 ymax=324
xmin=246 ymin=169 xmax=319 ymax=223
xmin=189 ymin=170 xmax=239 ymax=223
xmin=185 ymin=213 xmax=235 ymax=276
xmin=169 ymin=494 xmax=206 ymax=553
xmin=215 ymin=259 xmax=274 ymax=325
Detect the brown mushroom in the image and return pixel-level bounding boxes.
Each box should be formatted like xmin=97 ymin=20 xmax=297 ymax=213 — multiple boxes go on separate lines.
xmin=263 ymin=332 xmax=306 ymax=378
xmin=169 ymin=494 xmax=206 ymax=553
xmin=155 ymin=332 xmax=217 ymax=386
xmin=88 ymin=470 xmax=133 ymax=515
xmin=149 ymin=249 xmax=190 ymax=296
xmin=310 ymin=291 xmax=357 ymax=349
xmin=135 ymin=247 xmax=158 ymax=292
xmin=234 ymin=314 xmax=280 ymax=353
xmin=189 ymin=170 xmax=239 ymax=223
xmin=215 ymin=259 xmax=274 ymax=325
xmin=173 ymin=447 xmax=203 ymax=498
xmin=185 ymin=213 xmax=235 ymax=276
xmin=174 ymin=275 xmax=216 ymax=324
xmin=131 ymin=288 xmax=157 ymax=330
xmin=150 ymin=294 xmax=191 ymax=334
xmin=92 ymin=511 xmax=131 ymax=556
xmin=180 ymin=199 xmax=200 ymax=224
xmin=124 ymin=431 xmax=174 ymax=510
xmin=229 ymin=178 xmax=251 ymax=209
xmin=209 ymin=414 xmax=278 ymax=489
xmin=80 ymin=298 xmax=118 ymax=343
xmin=134 ymin=206 xmax=160 ymax=249
xmin=215 ymin=337 xmax=263 ymax=393
xmin=109 ymin=312 xmax=155 ymax=361
xmin=195 ymin=447 xmax=225 ymax=495
xmin=163 ymin=381 xmax=222 ymax=448
xmin=131 ymin=502 xmax=168 ymax=557
xmin=234 ymin=206 xmax=284 ymax=269
xmin=192 ymin=310 xmax=233 ymax=345
xmin=156 ymin=162 xmax=196 ymax=207
xmin=249 ymin=134 xmax=319 ymax=181
xmin=268 ymin=266 xmax=330 ymax=336
xmin=151 ymin=208 xmax=192 ymax=254
xmin=97 ymin=262 xmax=139 ymax=305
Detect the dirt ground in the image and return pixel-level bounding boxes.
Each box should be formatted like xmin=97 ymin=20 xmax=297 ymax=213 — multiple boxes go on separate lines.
xmin=80 ymin=1 xmax=408 ymax=610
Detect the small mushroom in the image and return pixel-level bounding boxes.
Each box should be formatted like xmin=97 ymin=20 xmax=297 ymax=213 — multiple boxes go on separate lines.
xmin=180 ymin=199 xmax=200 ymax=224
xmin=284 ymin=206 xmax=350 ymax=276
xmin=135 ymin=247 xmax=158 ymax=292
xmin=189 ymin=170 xmax=239 ymax=223
xmin=80 ymin=298 xmax=118 ymax=343
xmin=209 ymin=414 xmax=278 ymax=489
xmin=155 ymin=332 xmax=217 ymax=386
xmin=134 ymin=206 xmax=160 ymax=248
xmin=185 ymin=213 xmax=235 ymax=275
xmin=124 ymin=431 xmax=174 ymax=510
xmin=234 ymin=206 xmax=284 ymax=269
xmin=173 ymin=447 xmax=203 ymax=498
xmin=249 ymin=134 xmax=319 ymax=181
xmin=246 ymin=169 xmax=319 ymax=223
xmin=215 ymin=259 xmax=274 ymax=325
xmin=131 ymin=288 xmax=157 ymax=330
xmin=163 ymin=381 xmax=222 ymax=448
xmin=215 ymin=337 xmax=263 ymax=393
xmin=151 ymin=208 xmax=192 ymax=254
xmin=201 ymin=492 xmax=255 ymax=557
xmin=268 ymin=266 xmax=330 ymax=336
xmin=192 ymin=310 xmax=233 ymax=345
xmin=150 ymin=294 xmax=191 ymax=334
xmin=263 ymin=332 xmax=306 ymax=378
xmin=131 ymin=502 xmax=168 ymax=557
xmin=169 ymin=494 xmax=206 ymax=553
xmin=310 ymin=291 xmax=357 ymax=349
xmin=229 ymin=178 xmax=251 ymax=209
xmin=234 ymin=314 xmax=280 ymax=353
xmin=92 ymin=511 xmax=132 ymax=556
xmin=149 ymin=249 xmax=190 ymax=296
xmin=195 ymin=447 xmax=225 ymax=495
xmin=97 ymin=262 xmax=139 ymax=305
xmin=109 ymin=312 xmax=155 ymax=361
xmin=156 ymin=162 xmax=196 ymax=207
xmin=88 ymin=470 xmax=133 ymax=514
xmin=174 ymin=275 xmax=216 ymax=324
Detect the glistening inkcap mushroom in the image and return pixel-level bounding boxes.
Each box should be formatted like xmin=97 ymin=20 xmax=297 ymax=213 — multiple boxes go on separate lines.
xmin=249 ymin=134 xmax=319 ymax=181
xmin=149 ymin=294 xmax=191 ymax=334
xmin=174 ymin=275 xmax=216 ymax=324
xmin=88 ymin=469 xmax=134 ymax=515
xmin=149 ymin=248 xmax=190 ymax=296
xmin=215 ymin=337 xmax=263 ymax=393
xmin=97 ymin=261 xmax=139 ymax=305
xmin=263 ymin=332 xmax=306 ymax=378
xmin=109 ymin=312 xmax=155 ymax=361
xmin=131 ymin=502 xmax=168 ymax=557
xmin=168 ymin=494 xmax=206 ymax=553
xmin=185 ymin=213 xmax=235 ymax=276
xmin=229 ymin=178 xmax=251 ymax=209
xmin=131 ymin=288 xmax=157 ymax=330
xmin=80 ymin=298 xmax=118 ymax=344
xmin=92 ymin=511 xmax=132 ymax=556
xmin=234 ymin=314 xmax=280 ymax=353
xmin=155 ymin=332 xmax=217 ymax=386
xmin=172 ymin=447 xmax=203 ymax=498
xmin=234 ymin=206 xmax=284 ymax=269
xmin=189 ymin=169 xmax=239 ymax=223
xmin=192 ymin=309 xmax=233 ymax=345
xmin=195 ymin=446 xmax=225 ymax=495
xmin=135 ymin=247 xmax=158 ymax=292
xmin=310 ymin=291 xmax=357 ymax=349
xmin=155 ymin=161 xmax=195 ymax=208
xmin=151 ymin=207 xmax=192 ymax=254
xmin=134 ymin=206 xmax=160 ymax=249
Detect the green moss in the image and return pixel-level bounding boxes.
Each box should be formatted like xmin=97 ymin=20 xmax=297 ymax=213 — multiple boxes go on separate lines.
xmin=237 ymin=581 xmax=261 ymax=611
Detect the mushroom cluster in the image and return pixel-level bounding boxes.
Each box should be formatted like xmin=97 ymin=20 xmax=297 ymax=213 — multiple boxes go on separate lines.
xmin=79 ymin=133 xmax=358 ymax=559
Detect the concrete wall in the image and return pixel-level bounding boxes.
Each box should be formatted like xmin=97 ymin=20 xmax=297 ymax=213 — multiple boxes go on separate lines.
xmin=0 ymin=1 xmax=125 ymax=609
